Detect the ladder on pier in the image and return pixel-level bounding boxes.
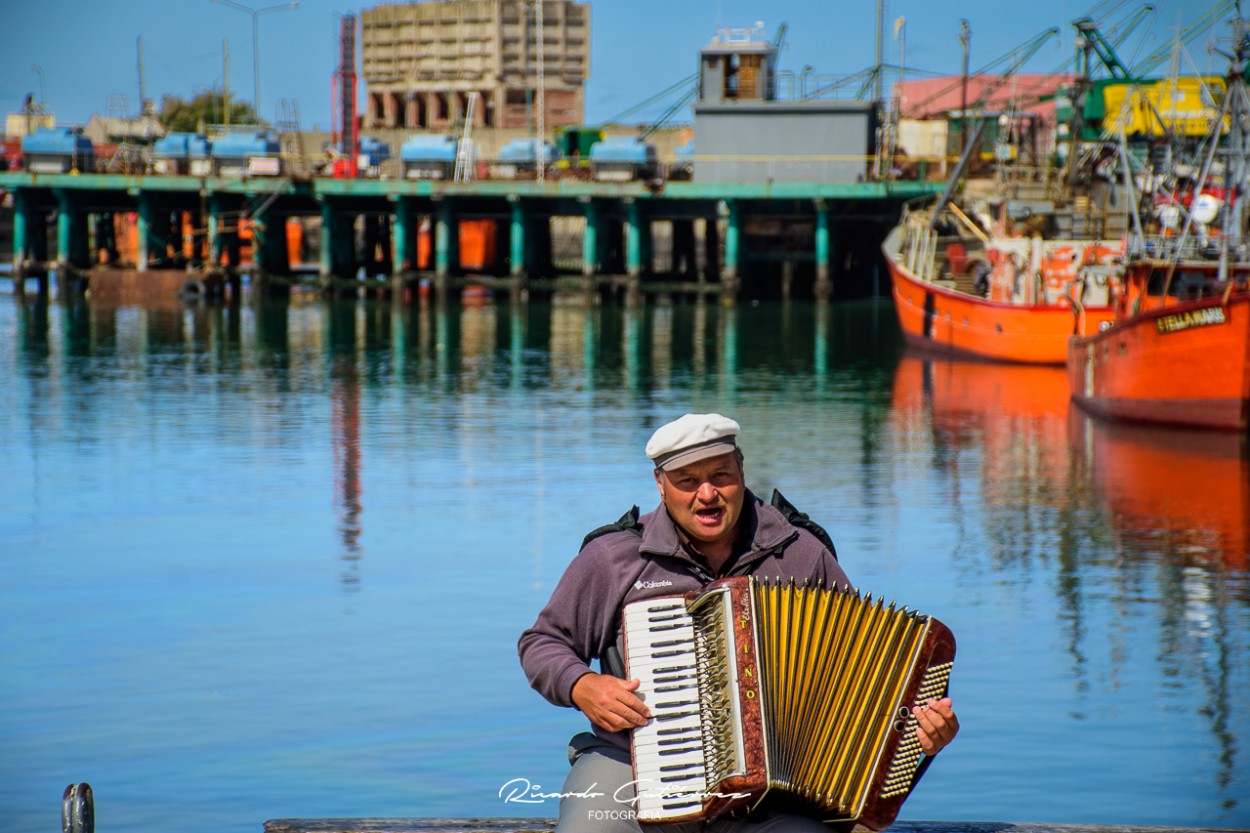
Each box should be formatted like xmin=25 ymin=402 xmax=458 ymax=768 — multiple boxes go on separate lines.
xmin=454 ymin=92 xmax=479 ymax=183
xmin=275 ymin=98 xmax=306 ymax=177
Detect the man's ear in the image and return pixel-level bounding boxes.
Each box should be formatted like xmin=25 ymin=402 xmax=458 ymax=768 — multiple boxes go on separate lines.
xmin=654 ymin=468 xmax=666 ymax=498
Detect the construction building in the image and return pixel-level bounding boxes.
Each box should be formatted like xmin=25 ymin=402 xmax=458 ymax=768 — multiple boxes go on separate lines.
xmin=360 ymin=0 xmax=590 ymax=131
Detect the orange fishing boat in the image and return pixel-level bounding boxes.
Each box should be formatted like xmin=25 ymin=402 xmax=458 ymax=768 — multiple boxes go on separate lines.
xmin=1067 ymin=258 xmax=1250 ymax=430
xmin=881 ymin=105 xmax=1136 ymax=366
xmin=1067 ymin=24 xmax=1250 ymax=432
xmin=882 ymin=206 xmax=1123 ymax=365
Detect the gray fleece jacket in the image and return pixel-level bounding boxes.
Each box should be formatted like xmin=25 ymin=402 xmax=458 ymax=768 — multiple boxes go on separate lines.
xmin=517 ymin=488 xmax=851 ymax=750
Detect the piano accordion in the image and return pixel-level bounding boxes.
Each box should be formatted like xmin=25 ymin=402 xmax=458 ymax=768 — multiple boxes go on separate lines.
xmin=622 ymin=576 xmax=955 ymax=828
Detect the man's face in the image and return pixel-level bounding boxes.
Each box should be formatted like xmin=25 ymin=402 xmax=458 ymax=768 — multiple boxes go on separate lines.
xmin=655 ymin=451 xmax=745 ymax=549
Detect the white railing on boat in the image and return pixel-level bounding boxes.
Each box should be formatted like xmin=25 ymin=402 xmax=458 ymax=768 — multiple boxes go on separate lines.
xmin=903 ymin=216 xmax=939 ymax=282
xmin=1137 ymin=234 xmax=1244 ymax=267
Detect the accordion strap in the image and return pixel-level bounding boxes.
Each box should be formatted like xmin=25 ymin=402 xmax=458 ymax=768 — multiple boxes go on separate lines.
xmin=581 ymin=505 xmax=647 ymax=680
xmin=769 ymin=489 xmax=838 ymax=560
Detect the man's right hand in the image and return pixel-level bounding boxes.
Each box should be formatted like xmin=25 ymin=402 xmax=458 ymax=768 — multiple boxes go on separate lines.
xmin=570 ymin=672 xmax=651 ymax=733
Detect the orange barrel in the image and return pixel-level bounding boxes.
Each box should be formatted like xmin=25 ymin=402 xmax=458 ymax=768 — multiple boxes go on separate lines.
xmin=286 ymin=217 xmax=303 ymax=269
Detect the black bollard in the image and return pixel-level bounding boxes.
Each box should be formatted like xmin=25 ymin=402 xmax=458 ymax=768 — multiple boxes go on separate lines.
xmin=61 ymin=783 xmax=94 ymax=833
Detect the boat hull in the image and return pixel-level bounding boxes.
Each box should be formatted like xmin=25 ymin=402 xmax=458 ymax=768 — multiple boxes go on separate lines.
xmin=884 ymin=244 xmax=1115 ymax=365
xmin=1067 ymin=294 xmax=1250 ymax=431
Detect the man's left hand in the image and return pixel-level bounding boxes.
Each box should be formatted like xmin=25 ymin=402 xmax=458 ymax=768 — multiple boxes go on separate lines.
xmin=912 ymin=697 xmax=959 ymax=755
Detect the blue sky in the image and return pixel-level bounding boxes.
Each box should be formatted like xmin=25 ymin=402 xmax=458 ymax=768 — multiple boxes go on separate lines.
xmin=0 ymin=0 xmax=1232 ymax=131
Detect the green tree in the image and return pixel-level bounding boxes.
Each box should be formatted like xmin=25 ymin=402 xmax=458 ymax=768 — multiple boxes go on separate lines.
xmin=159 ymin=91 xmax=261 ymax=133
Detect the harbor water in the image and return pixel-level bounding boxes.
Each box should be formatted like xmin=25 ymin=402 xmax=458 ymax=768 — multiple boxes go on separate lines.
xmin=1 ymin=292 xmax=1247 ymax=833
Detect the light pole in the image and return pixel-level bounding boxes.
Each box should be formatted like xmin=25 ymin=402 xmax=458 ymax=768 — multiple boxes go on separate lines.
xmin=211 ymin=0 xmax=298 ymax=120
xmin=958 ymin=19 xmax=971 ymax=156
xmin=533 ymin=0 xmax=546 ymax=182
xmin=894 ymin=17 xmax=906 ymax=91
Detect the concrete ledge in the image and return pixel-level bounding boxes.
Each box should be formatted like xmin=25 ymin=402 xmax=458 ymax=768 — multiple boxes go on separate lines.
xmin=262 ymin=819 xmax=1248 ymax=833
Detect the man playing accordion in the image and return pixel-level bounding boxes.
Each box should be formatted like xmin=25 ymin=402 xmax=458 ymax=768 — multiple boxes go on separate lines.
xmin=519 ymin=413 xmax=959 ymax=832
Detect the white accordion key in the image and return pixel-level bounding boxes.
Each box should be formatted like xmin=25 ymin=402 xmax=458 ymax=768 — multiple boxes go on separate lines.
xmin=623 ymin=596 xmax=709 ymax=821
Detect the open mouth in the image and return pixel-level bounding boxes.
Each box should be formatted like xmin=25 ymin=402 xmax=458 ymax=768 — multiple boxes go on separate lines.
xmin=693 ymin=506 xmax=725 ymax=526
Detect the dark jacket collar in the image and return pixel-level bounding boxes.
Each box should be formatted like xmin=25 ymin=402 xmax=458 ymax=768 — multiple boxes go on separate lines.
xmin=638 ymin=488 xmax=799 ymax=571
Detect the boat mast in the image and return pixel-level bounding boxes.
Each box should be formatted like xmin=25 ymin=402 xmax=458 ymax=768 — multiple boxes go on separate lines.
xmin=1221 ymin=15 xmax=1250 ymax=281
xmin=1159 ymin=12 xmax=1243 ymax=294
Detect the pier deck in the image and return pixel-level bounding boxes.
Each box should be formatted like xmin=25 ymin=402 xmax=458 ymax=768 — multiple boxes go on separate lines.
xmin=0 ymin=171 xmax=939 ymax=302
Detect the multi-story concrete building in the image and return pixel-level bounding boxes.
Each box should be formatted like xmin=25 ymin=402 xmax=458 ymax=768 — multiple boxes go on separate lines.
xmin=360 ymin=0 xmax=590 ymax=131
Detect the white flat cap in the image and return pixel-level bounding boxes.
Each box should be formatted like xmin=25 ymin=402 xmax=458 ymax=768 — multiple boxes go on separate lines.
xmin=646 ymin=413 xmax=740 ymax=471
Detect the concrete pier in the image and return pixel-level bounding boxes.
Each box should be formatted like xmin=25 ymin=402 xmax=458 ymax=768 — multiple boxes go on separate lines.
xmin=0 ymin=171 xmax=939 ymax=303
xmin=262 ymin=819 xmax=1247 ymax=833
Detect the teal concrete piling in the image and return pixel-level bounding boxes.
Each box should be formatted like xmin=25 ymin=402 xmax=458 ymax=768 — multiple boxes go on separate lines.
xmin=15 ymin=194 xmax=41 ymax=297
xmin=815 ymin=200 xmax=832 ymax=301
xmin=433 ymin=200 xmax=456 ymax=295
xmin=55 ymin=189 xmax=89 ymax=297
xmin=136 ymin=193 xmax=155 ymax=272
xmin=31 ymin=201 xmax=50 ymax=294
xmin=509 ymin=197 xmax=526 ymax=283
xmin=391 ymin=197 xmax=412 ymax=296
xmin=319 ymin=198 xmax=337 ymax=293
xmin=625 ymin=200 xmax=642 ymax=278
xmin=721 ymin=199 xmax=740 ymax=301
xmin=12 ymin=189 xmax=29 ymax=294
xmin=624 ymin=200 xmax=645 ymax=304
xmin=581 ymin=198 xmax=599 ymax=278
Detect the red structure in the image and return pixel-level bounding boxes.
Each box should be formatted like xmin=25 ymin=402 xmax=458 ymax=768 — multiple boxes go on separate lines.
xmin=333 ymin=13 xmax=359 ymax=178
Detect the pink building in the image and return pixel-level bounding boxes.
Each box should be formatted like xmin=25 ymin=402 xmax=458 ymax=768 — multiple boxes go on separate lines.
xmin=893 ymin=74 xmax=1075 ymax=122
xmin=891 ymin=74 xmax=1076 ymax=167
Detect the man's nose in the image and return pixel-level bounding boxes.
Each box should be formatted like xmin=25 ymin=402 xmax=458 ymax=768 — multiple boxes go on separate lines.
xmin=695 ymin=481 xmax=717 ymax=502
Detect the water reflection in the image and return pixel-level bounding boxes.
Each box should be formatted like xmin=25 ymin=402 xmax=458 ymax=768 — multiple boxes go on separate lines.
xmin=1070 ymin=414 xmax=1249 ymax=809
xmin=1071 ymin=417 xmax=1250 ymax=573
xmin=4 ymin=296 xmax=1248 ymax=829
xmin=889 ymin=354 xmax=1082 ymax=570
xmin=327 ymin=311 xmax=364 ymax=587
xmin=890 ymin=352 xmax=1248 ymax=818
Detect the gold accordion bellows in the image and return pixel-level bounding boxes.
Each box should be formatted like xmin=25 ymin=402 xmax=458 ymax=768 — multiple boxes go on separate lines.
xmin=623 ymin=576 xmax=956 ymax=828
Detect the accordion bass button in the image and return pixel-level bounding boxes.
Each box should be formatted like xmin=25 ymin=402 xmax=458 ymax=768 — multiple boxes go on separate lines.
xmin=897 ymin=706 xmax=911 ymax=720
